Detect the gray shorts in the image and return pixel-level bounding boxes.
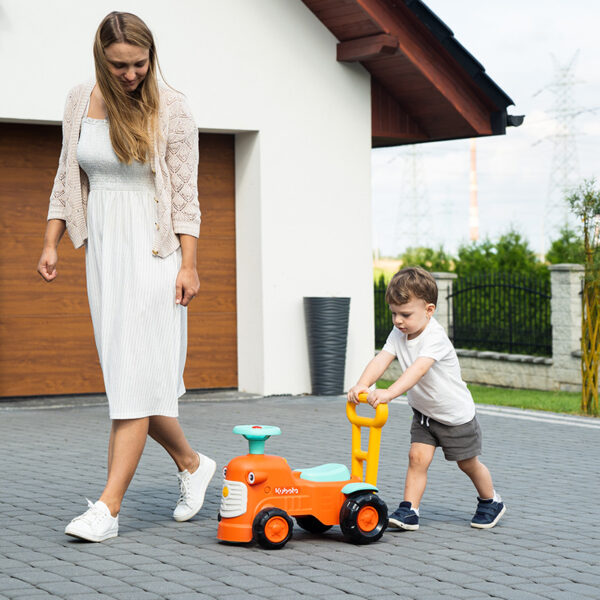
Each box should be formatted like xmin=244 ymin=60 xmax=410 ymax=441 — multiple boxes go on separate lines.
xmin=410 ymin=409 xmax=482 ymax=461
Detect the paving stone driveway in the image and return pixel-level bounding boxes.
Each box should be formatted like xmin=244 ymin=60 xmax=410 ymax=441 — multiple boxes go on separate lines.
xmin=1 ymin=393 xmax=599 ymax=599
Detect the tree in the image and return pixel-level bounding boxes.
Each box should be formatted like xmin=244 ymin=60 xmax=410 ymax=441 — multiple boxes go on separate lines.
xmin=455 ymin=229 xmax=546 ymax=278
xmin=396 ymin=246 xmax=454 ymax=272
xmin=546 ymin=227 xmax=585 ymax=264
xmin=566 ymin=179 xmax=600 ymax=416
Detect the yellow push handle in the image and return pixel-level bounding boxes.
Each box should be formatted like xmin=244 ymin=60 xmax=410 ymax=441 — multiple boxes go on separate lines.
xmin=346 ymin=392 xmax=388 ymax=486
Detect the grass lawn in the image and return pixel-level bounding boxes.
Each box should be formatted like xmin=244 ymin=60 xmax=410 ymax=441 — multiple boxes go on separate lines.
xmin=376 ymin=380 xmax=585 ymax=415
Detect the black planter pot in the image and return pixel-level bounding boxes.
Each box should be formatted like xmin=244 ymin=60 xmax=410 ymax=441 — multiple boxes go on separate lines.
xmin=303 ymin=297 xmax=351 ymax=395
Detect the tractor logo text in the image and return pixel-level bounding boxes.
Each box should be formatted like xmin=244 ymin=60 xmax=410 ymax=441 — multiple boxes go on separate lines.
xmin=274 ymin=487 xmax=299 ymax=495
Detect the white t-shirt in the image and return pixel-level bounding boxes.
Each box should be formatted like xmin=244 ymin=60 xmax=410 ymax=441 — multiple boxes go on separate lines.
xmin=382 ymin=317 xmax=475 ymax=426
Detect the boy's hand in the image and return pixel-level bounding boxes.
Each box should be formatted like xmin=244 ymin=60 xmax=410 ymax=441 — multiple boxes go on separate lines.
xmin=366 ymin=389 xmax=393 ymax=408
xmin=347 ymin=384 xmax=368 ymax=405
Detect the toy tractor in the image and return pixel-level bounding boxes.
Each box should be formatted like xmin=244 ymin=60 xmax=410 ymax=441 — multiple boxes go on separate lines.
xmin=217 ymin=394 xmax=389 ymax=549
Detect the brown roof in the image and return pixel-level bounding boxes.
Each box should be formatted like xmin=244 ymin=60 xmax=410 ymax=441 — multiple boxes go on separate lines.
xmin=302 ymin=0 xmax=521 ymax=147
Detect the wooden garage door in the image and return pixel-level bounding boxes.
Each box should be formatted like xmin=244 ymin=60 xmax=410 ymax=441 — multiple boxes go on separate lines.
xmin=0 ymin=123 xmax=237 ymax=397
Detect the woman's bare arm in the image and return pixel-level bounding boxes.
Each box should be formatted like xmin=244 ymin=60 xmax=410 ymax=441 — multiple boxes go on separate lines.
xmin=175 ymin=234 xmax=200 ymax=306
xmin=37 ymin=219 xmax=66 ymax=282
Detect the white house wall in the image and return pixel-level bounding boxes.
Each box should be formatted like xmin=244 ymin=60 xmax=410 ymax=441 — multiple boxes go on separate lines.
xmin=1 ymin=0 xmax=374 ymax=395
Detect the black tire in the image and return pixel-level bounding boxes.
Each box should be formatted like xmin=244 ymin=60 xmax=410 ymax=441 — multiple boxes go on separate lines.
xmin=295 ymin=515 xmax=333 ymax=534
xmin=339 ymin=492 xmax=388 ymax=544
xmin=252 ymin=508 xmax=294 ymax=549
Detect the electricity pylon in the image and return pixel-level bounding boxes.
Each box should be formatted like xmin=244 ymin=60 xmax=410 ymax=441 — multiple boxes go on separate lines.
xmin=469 ymin=138 xmax=479 ymax=242
xmin=535 ymin=51 xmax=582 ymax=252
xmin=389 ymin=145 xmax=429 ymax=255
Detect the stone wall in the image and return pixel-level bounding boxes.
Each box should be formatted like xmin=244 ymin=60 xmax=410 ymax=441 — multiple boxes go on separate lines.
xmin=382 ymin=265 xmax=589 ymax=392
xmin=456 ymin=351 xmax=555 ymax=391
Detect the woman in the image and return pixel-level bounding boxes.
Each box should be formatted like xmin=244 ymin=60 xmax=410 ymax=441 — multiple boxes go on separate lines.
xmin=37 ymin=12 xmax=215 ymax=542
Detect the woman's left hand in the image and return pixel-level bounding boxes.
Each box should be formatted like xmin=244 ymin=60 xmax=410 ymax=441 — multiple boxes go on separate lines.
xmin=175 ymin=266 xmax=200 ymax=306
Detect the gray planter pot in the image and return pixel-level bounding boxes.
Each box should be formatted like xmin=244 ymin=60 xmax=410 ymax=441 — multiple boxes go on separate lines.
xmin=303 ymin=296 xmax=350 ymax=395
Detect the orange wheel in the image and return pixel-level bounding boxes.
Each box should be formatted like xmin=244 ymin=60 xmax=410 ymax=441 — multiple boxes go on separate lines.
xmin=264 ymin=516 xmax=289 ymax=543
xmin=253 ymin=508 xmax=294 ymax=549
xmin=339 ymin=492 xmax=388 ymax=544
xmin=356 ymin=506 xmax=378 ymax=532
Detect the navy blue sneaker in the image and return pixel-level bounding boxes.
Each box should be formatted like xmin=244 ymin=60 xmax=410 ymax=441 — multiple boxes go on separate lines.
xmin=470 ymin=498 xmax=506 ymax=529
xmin=388 ymin=501 xmax=419 ymax=531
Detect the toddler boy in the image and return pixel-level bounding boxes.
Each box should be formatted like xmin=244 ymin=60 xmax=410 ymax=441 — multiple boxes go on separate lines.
xmin=348 ymin=267 xmax=505 ymax=530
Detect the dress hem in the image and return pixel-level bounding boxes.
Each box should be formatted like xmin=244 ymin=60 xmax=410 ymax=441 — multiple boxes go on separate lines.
xmin=109 ymin=410 xmax=179 ymax=420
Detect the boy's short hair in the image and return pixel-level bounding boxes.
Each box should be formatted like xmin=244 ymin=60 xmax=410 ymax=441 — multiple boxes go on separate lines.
xmin=385 ymin=267 xmax=438 ymax=306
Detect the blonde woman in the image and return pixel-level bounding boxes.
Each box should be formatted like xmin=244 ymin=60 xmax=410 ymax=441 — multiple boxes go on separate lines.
xmin=37 ymin=12 xmax=215 ymax=542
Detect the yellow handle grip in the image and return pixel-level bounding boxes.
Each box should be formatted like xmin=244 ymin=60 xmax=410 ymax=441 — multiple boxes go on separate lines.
xmin=346 ymin=391 xmax=388 ymax=485
xmin=346 ymin=392 xmax=388 ymax=428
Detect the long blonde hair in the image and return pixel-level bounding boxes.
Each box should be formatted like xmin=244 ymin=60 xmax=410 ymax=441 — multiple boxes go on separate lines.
xmin=93 ymin=12 xmax=160 ymax=164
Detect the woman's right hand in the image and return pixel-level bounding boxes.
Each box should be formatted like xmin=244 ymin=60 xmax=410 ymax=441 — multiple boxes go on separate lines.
xmin=37 ymin=220 xmax=66 ymax=281
xmin=37 ymin=247 xmax=59 ymax=282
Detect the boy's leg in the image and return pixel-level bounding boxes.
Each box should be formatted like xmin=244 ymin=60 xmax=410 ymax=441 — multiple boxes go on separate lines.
xmin=388 ymin=442 xmax=435 ymax=531
xmin=458 ymin=456 xmax=506 ymax=528
xmin=456 ymin=456 xmax=493 ymax=499
xmin=404 ymin=442 xmax=436 ymax=508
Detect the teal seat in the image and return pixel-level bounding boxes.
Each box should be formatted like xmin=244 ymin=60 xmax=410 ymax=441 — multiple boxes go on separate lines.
xmin=298 ymin=463 xmax=351 ymax=482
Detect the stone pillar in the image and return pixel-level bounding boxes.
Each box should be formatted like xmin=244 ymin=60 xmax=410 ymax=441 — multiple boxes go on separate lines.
xmin=549 ymin=264 xmax=584 ymax=391
xmin=432 ymin=272 xmax=457 ymax=337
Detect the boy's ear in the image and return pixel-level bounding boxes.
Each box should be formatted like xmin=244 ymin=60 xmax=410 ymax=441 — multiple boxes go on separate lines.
xmin=426 ymin=303 xmax=436 ymax=316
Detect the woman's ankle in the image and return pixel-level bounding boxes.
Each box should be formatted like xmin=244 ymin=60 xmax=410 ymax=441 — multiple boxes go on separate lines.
xmin=180 ymin=451 xmax=200 ymax=474
xmin=98 ymin=496 xmax=121 ymax=517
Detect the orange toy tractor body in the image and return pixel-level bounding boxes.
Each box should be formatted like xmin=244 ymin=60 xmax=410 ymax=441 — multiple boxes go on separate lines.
xmin=217 ymin=395 xmax=389 ymax=549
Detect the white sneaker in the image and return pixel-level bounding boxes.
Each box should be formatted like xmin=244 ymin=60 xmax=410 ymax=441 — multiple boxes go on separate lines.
xmin=173 ymin=452 xmax=216 ymax=522
xmin=65 ymin=499 xmax=118 ymax=542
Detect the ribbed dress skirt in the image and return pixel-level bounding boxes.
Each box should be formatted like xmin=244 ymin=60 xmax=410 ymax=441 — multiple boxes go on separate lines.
xmin=78 ymin=117 xmax=186 ymax=419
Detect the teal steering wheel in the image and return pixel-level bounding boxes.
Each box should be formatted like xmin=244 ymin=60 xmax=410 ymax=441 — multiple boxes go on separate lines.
xmin=233 ymin=425 xmax=281 ymax=454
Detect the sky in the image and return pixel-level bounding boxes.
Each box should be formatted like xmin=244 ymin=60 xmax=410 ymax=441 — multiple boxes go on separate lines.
xmin=371 ymin=0 xmax=600 ymax=259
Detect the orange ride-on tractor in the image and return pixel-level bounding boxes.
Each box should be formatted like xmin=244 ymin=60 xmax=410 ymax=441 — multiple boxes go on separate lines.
xmin=217 ymin=394 xmax=389 ymax=549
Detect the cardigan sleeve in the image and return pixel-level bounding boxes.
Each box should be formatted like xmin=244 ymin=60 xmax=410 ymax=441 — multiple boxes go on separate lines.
xmin=166 ymin=94 xmax=201 ymax=237
xmin=47 ymin=88 xmax=77 ymax=221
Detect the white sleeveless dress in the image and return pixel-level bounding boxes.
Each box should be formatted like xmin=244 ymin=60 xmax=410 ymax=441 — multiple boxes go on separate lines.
xmin=77 ymin=116 xmax=187 ymax=419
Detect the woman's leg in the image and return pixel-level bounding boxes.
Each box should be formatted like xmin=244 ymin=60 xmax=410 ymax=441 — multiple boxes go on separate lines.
xmin=147 ymin=415 xmax=198 ymax=472
xmin=99 ymin=417 xmax=149 ymax=516
xmin=147 ymin=415 xmax=216 ymax=522
xmin=403 ymin=442 xmax=436 ymax=508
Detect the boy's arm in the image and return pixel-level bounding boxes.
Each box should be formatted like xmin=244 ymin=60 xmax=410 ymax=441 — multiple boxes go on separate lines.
xmin=368 ymin=356 xmax=435 ymax=407
xmin=347 ymin=350 xmax=396 ymax=403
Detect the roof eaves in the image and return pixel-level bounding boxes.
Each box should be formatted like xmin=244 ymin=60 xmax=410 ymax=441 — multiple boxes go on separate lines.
xmin=402 ymin=0 xmax=515 ymax=109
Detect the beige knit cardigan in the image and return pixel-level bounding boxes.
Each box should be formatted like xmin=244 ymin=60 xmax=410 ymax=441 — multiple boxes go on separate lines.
xmin=47 ymin=80 xmax=200 ymax=258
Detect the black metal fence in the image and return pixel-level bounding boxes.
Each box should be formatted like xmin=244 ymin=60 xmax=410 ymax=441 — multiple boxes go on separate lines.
xmin=374 ymin=274 xmax=392 ymax=348
xmin=374 ymin=271 xmax=552 ymax=356
xmin=449 ymin=272 xmax=552 ymax=356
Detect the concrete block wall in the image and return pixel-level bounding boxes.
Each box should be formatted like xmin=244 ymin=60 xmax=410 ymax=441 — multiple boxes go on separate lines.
xmin=549 ymin=264 xmax=585 ymax=391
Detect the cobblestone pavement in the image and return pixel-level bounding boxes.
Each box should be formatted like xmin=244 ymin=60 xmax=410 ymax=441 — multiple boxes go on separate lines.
xmin=1 ymin=393 xmax=599 ymax=599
